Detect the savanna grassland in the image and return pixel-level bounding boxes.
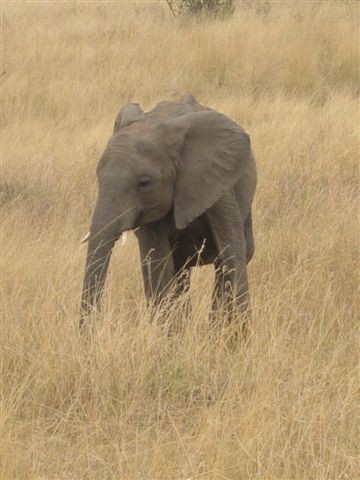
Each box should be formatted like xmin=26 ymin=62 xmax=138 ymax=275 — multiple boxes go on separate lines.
xmin=1 ymin=2 xmax=359 ymax=479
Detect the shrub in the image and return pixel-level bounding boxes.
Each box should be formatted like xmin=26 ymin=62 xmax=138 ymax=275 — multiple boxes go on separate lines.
xmin=165 ymin=0 xmax=234 ymax=19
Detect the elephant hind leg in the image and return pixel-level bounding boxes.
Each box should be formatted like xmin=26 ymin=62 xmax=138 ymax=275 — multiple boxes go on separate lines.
xmin=244 ymin=210 xmax=255 ymax=264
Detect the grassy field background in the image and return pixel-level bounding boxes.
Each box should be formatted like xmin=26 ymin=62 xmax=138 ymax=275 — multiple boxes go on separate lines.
xmin=1 ymin=2 xmax=359 ymax=478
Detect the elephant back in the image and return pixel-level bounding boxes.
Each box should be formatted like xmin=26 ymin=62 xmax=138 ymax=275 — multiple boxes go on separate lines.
xmin=146 ymin=95 xmax=208 ymax=125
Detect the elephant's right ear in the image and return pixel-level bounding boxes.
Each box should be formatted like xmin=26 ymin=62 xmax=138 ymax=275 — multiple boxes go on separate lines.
xmin=113 ymin=103 xmax=144 ymax=134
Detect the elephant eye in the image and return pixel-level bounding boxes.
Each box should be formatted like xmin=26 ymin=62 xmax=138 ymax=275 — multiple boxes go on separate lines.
xmin=138 ymin=176 xmax=152 ymax=192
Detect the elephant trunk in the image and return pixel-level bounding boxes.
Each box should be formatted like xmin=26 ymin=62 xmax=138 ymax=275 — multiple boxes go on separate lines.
xmin=80 ymin=204 xmax=120 ymax=326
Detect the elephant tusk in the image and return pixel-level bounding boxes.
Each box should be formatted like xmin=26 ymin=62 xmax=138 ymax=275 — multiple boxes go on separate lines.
xmin=81 ymin=231 xmax=128 ymax=245
xmin=120 ymin=231 xmax=128 ymax=245
xmin=80 ymin=232 xmax=90 ymax=244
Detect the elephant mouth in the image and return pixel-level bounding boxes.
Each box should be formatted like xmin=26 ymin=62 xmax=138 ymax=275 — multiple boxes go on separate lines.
xmin=136 ymin=204 xmax=172 ymax=226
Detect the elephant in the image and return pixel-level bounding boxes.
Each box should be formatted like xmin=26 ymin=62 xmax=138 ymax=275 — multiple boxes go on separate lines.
xmin=80 ymin=94 xmax=257 ymax=328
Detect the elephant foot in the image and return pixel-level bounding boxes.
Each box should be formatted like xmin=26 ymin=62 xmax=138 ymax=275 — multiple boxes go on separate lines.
xmin=209 ymin=298 xmax=251 ymax=341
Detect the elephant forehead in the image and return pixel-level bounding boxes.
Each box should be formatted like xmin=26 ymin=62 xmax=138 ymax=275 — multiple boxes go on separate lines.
xmin=133 ymin=136 xmax=165 ymax=158
xmin=110 ymin=129 xmax=165 ymax=158
xmin=97 ymin=151 xmax=133 ymax=180
xmin=99 ymin=141 xmax=164 ymax=180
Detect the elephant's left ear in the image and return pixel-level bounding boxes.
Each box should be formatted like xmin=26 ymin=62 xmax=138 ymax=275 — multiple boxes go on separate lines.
xmin=113 ymin=103 xmax=144 ymax=134
xmin=158 ymin=111 xmax=250 ymax=230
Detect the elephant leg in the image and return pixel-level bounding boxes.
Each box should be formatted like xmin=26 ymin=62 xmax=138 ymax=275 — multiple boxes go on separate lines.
xmin=135 ymin=221 xmax=175 ymax=305
xmin=157 ymin=256 xmax=192 ymax=334
xmin=244 ymin=210 xmax=255 ymax=264
xmin=210 ymin=260 xmax=227 ymax=320
xmin=172 ymin=253 xmax=191 ymax=298
xmin=207 ymin=190 xmax=250 ymax=325
xmin=172 ymin=255 xmax=192 ymax=322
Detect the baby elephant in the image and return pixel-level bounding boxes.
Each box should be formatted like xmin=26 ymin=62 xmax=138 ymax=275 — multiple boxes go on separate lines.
xmin=81 ymin=94 xmax=256 ymax=327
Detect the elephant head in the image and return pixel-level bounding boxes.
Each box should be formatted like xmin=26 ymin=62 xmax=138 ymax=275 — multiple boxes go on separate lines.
xmin=81 ymin=97 xmax=250 ymax=318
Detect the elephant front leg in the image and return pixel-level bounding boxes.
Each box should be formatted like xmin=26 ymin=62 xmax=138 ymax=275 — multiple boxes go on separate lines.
xmin=135 ymin=222 xmax=175 ymax=306
xmin=207 ymin=191 xmax=250 ymax=329
xmin=211 ymin=258 xmax=249 ymax=322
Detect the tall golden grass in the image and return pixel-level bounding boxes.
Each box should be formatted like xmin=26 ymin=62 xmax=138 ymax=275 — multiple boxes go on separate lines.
xmin=1 ymin=2 xmax=359 ymax=478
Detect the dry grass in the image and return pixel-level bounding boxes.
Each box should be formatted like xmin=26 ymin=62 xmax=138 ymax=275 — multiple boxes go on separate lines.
xmin=1 ymin=2 xmax=359 ymax=479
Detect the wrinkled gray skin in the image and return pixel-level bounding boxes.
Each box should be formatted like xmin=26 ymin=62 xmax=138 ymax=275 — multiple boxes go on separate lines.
xmin=81 ymin=94 xmax=256 ymax=327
